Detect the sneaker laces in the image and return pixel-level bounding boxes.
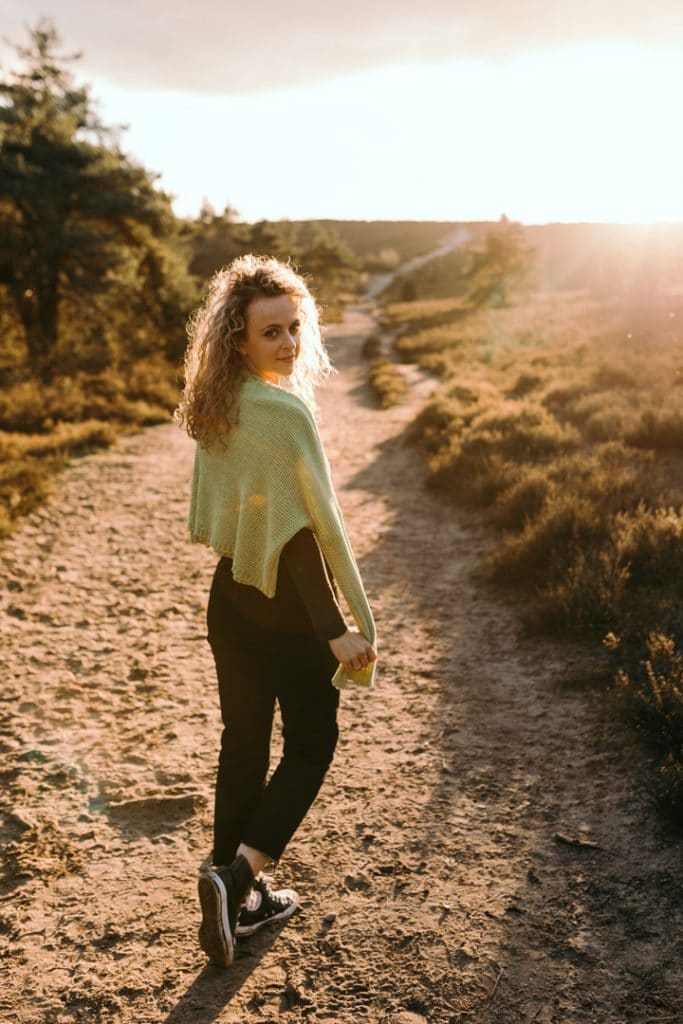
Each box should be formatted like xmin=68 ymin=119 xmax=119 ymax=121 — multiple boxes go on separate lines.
xmin=255 ymin=872 xmax=292 ymax=909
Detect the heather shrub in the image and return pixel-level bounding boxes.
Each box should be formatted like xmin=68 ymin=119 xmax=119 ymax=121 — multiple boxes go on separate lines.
xmin=505 ymin=372 xmax=542 ymax=398
xmin=0 ymin=420 xmax=116 ymax=459
xmin=491 ymin=467 xmax=551 ymax=530
xmin=490 ymin=447 xmax=660 ymax=617
xmin=603 ymin=505 xmax=683 ymax=644
xmin=582 ymin=405 xmax=633 ymax=443
xmin=392 ymin=286 xmax=683 ymax=813
xmin=544 ymin=443 xmax=654 ymax=510
xmin=422 ymin=401 xmax=579 ymax=510
xmin=428 ymin=445 xmax=519 ymax=508
xmin=491 ymin=491 xmax=609 ymax=589
xmin=446 ymin=384 xmax=479 ymax=404
xmin=542 ymin=382 xmax=592 ymax=421
xmin=615 ymin=632 xmax=683 ymax=813
xmin=368 ymin=358 xmax=408 ymax=408
xmin=468 ymin=405 xmax=579 ymax=462
xmin=125 ymin=355 xmax=182 ymax=408
xmin=533 ymin=546 xmax=631 ymax=635
xmin=626 ymin=408 xmax=683 ymax=451
xmin=0 ymin=457 xmax=60 ymax=532
xmin=0 ymin=356 xmax=177 ymax=542
xmin=0 ymin=363 xmax=176 ymax=433
xmin=0 ymin=380 xmax=53 ymax=432
xmin=380 ymin=297 xmax=466 ymax=332
xmin=0 ymin=420 xmax=116 ymax=539
xmin=591 ymin=363 xmax=639 ymax=391
xmin=403 ymin=398 xmax=463 ymax=452
xmin=417 ymin=352 xmax=456 ymax=377
xmin=393 ymin=324 xmax=468 ymax=363
xmin=362 ymin=335 xmax=383 ymax=359
xmin=615 ymin=505 xmax=683 ymax=591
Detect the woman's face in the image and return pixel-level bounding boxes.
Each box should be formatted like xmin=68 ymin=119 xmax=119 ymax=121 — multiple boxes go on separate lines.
xmin=239 ymin=293 xmax=301 ymax=383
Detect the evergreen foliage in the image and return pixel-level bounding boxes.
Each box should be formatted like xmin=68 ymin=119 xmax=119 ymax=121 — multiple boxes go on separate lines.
xmin=0 ymin=20 xmax=197 ymax=382
xmin=460 ymin=215 xmax=536 ymax=309
xmin=188 ymin=215 xmax=360 ymax=318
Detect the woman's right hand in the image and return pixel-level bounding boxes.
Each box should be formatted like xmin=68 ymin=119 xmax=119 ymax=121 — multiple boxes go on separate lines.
xmin=328 ymin=628 xmax=377 ymax=673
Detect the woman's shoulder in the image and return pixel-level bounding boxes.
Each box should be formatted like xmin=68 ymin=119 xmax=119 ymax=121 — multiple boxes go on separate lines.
xmin=241 ymin=376 xmax=317 ymax=431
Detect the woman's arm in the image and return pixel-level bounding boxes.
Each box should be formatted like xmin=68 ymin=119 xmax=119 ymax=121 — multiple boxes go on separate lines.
xmin=289 ymin=408 xmax=376 ymax=648
xmin=281 ymin=527 xmax=348 ymax=642
xmin=283 ymin=529 xmax=377 ymax=674
xmin=282 ymin=397 xmax=377 ymax=687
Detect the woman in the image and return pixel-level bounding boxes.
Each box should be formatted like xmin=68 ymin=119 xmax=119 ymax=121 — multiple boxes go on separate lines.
xmin=175 ymin=254 xmax=378 ymax=967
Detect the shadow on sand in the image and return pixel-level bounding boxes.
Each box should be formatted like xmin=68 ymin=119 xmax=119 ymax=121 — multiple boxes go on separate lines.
xmin=162 ymin=919 xmax=295 ymax=1024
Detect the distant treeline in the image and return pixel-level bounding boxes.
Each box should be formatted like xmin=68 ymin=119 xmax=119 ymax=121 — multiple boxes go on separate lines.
xmin=380 ymin=221 xmax=683 ymax=304
xmin=2 ymin=20 xmax=533 ymax=401
xmin=6 ymin=20 xmax=674 ymax=394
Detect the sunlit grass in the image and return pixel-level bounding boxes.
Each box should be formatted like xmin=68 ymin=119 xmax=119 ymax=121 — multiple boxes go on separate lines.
xmin=0 ymin=357 xmax=180 ymax=540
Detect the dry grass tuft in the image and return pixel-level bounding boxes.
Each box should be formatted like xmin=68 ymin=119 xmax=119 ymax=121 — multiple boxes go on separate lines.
xmin=0 ymin=357 xmax=180 ymax=540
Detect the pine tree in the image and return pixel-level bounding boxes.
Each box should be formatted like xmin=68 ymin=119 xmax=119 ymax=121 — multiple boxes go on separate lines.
xmin=461 ymin=215 xmax=536 ymax=309
xmin=296 ymin=228 xmax=359 ymax=311
xmin=0 ymin=20 xmax=195 ymax=380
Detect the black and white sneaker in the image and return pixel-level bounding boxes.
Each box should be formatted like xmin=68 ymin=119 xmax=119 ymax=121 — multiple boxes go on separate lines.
xmin=198 ymin=854 xmax=254 ymax=967
xmin=235 ymin=873 xmax=299 ymax=937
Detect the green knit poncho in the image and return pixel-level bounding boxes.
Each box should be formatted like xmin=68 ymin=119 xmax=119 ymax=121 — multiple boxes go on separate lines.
xmin=187 ymin=373 xmax=377 ymax=690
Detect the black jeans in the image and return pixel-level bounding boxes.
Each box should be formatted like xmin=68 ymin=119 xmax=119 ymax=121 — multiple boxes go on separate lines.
xmin=206 ymin=557 xmax=340 ymax=865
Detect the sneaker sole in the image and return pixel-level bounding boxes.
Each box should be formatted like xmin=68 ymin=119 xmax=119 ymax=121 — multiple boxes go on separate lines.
xmin=198 ymin=871 xmax=234 ymax=966
xmin=235 ymin=888 xmax=299 ymax=937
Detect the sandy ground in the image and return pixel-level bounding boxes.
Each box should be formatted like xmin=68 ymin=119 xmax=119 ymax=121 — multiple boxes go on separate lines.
xmin=1 ymin=303 xmax=682 ymax=1024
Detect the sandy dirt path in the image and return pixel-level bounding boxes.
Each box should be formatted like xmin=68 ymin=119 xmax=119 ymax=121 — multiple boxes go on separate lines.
xmin=1 ymin=304 xmax=682 ymax=1024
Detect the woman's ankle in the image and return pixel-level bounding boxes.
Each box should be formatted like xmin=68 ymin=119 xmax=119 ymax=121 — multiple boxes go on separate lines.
xmin=236 ymin=842 xmax=270 ymax=878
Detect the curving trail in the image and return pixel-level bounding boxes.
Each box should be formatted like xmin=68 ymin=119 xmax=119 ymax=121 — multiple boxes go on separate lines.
xmin=0 ymin=303 xmax=681 ymax=1024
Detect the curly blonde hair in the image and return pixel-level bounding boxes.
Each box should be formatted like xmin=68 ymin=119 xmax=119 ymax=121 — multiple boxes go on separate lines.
xmin=174 ymin=254 xmax=336 ymax=446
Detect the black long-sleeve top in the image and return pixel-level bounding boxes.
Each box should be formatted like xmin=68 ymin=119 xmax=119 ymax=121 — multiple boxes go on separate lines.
xmin=216 ymin=527 xmax=348 ymax=642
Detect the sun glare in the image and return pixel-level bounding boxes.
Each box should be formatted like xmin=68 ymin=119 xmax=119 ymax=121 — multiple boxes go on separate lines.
xmin=504 ymin=42 xmax=683 ymax=224
xmin=92 ymin=41 xmax=683 ymax=224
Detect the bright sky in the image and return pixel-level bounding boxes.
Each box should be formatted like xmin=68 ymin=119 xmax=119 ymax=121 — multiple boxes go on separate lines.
xmin=3 ymin=2 xmax=683 ymax=224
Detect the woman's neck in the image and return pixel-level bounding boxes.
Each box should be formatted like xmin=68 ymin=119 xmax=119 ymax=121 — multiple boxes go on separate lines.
xmin=247 ymin=369 xmax=284 ymax=388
